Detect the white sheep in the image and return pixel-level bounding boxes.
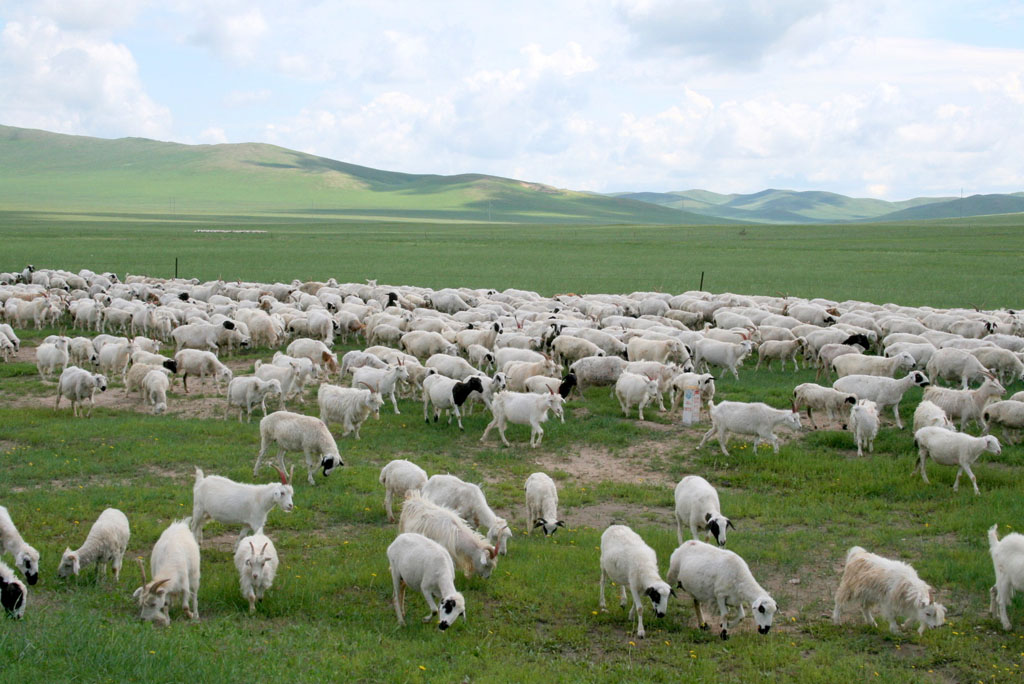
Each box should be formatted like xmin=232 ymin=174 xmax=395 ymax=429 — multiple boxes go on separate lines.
xmin=0 ymin=505 xmax=40 ymax=586
xmin=133 ymin=520 xmax=200 ymax=626
xmin=401 ymin=330 xmax=458 ymax=360
xmin=318 ymin=383 xmax=383 ymax=440
xmin=173 ymin=349 xmax=233 ymax=393
xmin=171 ymin=321 xmax=243 ymax=352
xmin=422 ymin=374 xmax=484 ymax=431
xmin=613 ymin=371 xmax=661 ymax=421
xmin=832 ymin=352 xmax=915 ymax=378
xmin=988 ymin=524 xmax=1024 ymax=630
xmin=926 ymin=347 xmax=992 ymax=389
xmin=398 ymin=492 xmax=498 ymax=579
xmin=125 ymin=362 xmax=171 ymax=398
xmin=792 ymin=382 xmax=857 ymax=429
xmin=255 ymin=358 xmax=304 ymax=406
xmin=35 ymin=337 xmax=70 ymax=379
xmin=351 ymin=363 xmax=409 ymax=414
xmin=627 ymin=337 xmax=689 ymax=366
xmin=569 ymin=355 xmax=628 ymax=395
xmin=388 ymin=532 xmax=467 ymax=630
xmin=339 ymin=350 xmax=390 ymax=378
xmin=755 ymin=338 xmax=806 ymax=372
xmin=693 ymin=338 xmax=754 ymax=380
xmin=552 ymin=334 xmax=605 ymax=368
xmin=225 ymin=376 xmax=283 ymax=423
xmin=234 ymin=532 xmax=279 ymax=613
xmin=972 ymin=347 xmax=1024 ymax=385
xmin=255 ymin=410 xmax=344 ymax=485
xmin=422 ymin=474 xmax=512 ymax=555
xmin=666 ymin=539 xmax=777 ymax=640
xmin=57 ymin=508 xmax=130 ymax=581
xmin=914 ymin=426 xmax=1001 ymax=494
xmin=698 ymin=400 xmax=802 ymax=456
xmin=286 ymin=338 xmax=339 ymax=378
xmin=668 ymin=372 xmax=716 ymax=418
xmin=598 ymin=524 xmax=674 ymax=639
xmin=524 ymin=472 xmax=564 ymax=536
xmin=480 ymin=389 xmax=564 ymax=447
xmin=912 ymin=400 xmax=956 ymax=433
xmin=0 ymin=560 xmax=27 ymax=619
xmin=832 ymin=371 xmax=931 ymax=429
xmin=142 ymin=369 xmax=170 ymax=415
xmin=191 ymin=467 xmax=295 ymax=545
xmin=54 ymin=365 xmax=109 ymax=418
xmin=849 ymin=399 xmax=880 ymax=457
xmin=503 ymin=357 xmax=560 ymax=392
xmin=832 ymin=546 xmax=946 ymax=634
xmin=982 ymin=400 xmax=1024 ymax=444
xmin=921 ymin=375 xmax=1005 ymax=431
xmin=379 ymin=459 xmax=429 ymax=523
xmin=674 ymin=475 xmax=732 ymax=546
xmin=495 ymin=347 xmax=545 ymax=372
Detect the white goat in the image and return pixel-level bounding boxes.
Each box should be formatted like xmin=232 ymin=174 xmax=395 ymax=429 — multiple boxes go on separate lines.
xmin=191 ymin=468 xmax=295 ymax=545
xmin=57 ymin=508 xmax=130 ymax=581
xmin=614 ymin=371 xmax=661 ymax=421
xmin=569 ymin=356 xmax=628 ymax=394
xmin=832 ymin=371 xmax=931 ymax=429
xmin=351 ymin=363 xmax=408 ymax=414
xmin=988 ymin=524 xmax=1024 ymax=630
xmin=234 ymin=532 xmax=278 ymax=612
xmin=35 ymin=337 xmax=70 ymax=379
xmin=388 ymin=532 xmax=466 ymax=630
xmin=698 ymin=400 xmax=802 ymax=456
xmin=598 ymin=524 xmax=674 ymax=639
xmin=926 ymin=347 xmax=992 ymax=389
xmin=255 ymin=358 xmax=303 ymax=406
xmin=921 ymin=376 xmax=1005 ymax=431
xmin=256 ymin=410 xmax=343 ymax=485
xmin=755 ymin=338 xmax=805 ymax=372
xmin=225 ymin=376 xmax=283 ymax=423
xmin=480 ymin=389 xmax=564 ymax=447
xmin=914 ymin=426 xmax=1001 ymax=495
xmin=849 ymin=399 xmax=880 ymax=457
xmin=54 ymin=365 xmax=108 ymax=418
xmin=669 ymin=372 xmax=716 ymax=418
xmin=832 ymin=546 xmax=946 ymax=635
xmin=0 ymin=505 xmax=40 ymax=586
xmin=524 ymin=472 xmax=564 ymax=536
xmin=693 ymin=338 xmax=754 ymax=380
xmin=379 ymin=459 xmax=428 ymax=523
xmin=318 ymin=383 xmax=383 ymax=440
xmin=398 ymin=492 xmax=498 ymax=579
xmin=422 ymin=474 xmax=512 ymax=555
xmin=666 ymin=539 xmax=777 ymax=640
xmin=674 ymin=476 xmax=732 ymax=546
xmin=133 ymin=520 xmax=200 ymax=626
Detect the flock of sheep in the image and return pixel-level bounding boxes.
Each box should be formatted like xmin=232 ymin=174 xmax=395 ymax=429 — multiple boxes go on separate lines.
xmin=2 ymin=264 xmax=1024 ymax=641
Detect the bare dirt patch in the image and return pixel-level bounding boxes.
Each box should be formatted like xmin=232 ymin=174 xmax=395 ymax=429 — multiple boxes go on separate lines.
xmin=566 ymin=501 xmax=674 ymax=530
xmin=537 ymin=441 xmax=677 ymax=486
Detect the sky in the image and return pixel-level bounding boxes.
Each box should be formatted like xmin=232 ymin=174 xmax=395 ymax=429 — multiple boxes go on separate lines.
xmin=1 ymin=0 xmax=1023 ymax=200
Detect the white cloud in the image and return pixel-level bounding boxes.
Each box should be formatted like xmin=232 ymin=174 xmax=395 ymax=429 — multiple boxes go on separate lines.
xmin=223 ymin=89 xmax=272 ymax=107
xmin=198 ymin=126 xmax=228 ymax=143
xmin=187 ymin=7 xmax=267 ymax=64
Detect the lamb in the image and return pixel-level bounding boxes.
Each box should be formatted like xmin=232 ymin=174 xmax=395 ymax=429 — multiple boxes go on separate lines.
xmin=693 ymin=338 xmax=754 ymax=380
xmin=832 ymin=371 xmax=931 ymax=429
xmin=669 ymin=372 xmax=716 ymax=418
xmin=481 ymin=389 xmax=564 ymax=447
xmin=234 ymin=532 xmax=278 ymax=612
xmin=173 ymin=349 xmax=233 ymax=393
xmin=191 ymin=467 xmax=295 ymax=545
xmin=914 ymin=426 xmax=1001 ymax=494
xmin=988 ymin=524 xmax=1024 ymax=630
xmin=57 ymin=508 xmax=130 ymax=581
xmin=398 ymin=492 xmax=498 ymax=579
xmin=832 ymin=546 xmax=946 ymax=635
xmin=225 ymin=376 xmax=283 ymax=423
xmin=35 ymin=337 xmax=70 ymax=379
xmin=926 ymin=347 xmax=992 ymax=389
xmin=913 ymin=400 xmax=956 ymax=433
xmin=598 ymin=524 xmax=674 ymax=639
xmin=379 ymin=459 xmax=429 ymax=523
xmin=422 ymin=374 xmax=484 ymax=431
xmin=673 ymin=475 xmax=732 ymax=547
xmin=568 ymin=355 xmax=628 ymax=395
xmin=286 ymin=338 xmax=339 ymax=378
xmin=422 ymin=474 xmax=512 ymax=555
xmin=524 ymin=472 xmax=564 ymax=536
xmin=142 ymin=369 xmax=171 ymax=415
xmin=132 ymin=520 xmax=201 ymax=626
xmin=982 ymin=400 xmax=1024 ymax=444
xmin=698 ymin=400 xmax=802 ymax=456
xmin=0 ymin=505 xmax=40 ymax=585
xmin=849 ymin=400 xmax=880 ymax=457
xmin=318 ymin=382 xmax=383 ymax=440
xmin=54 ymin=365 xmax=109 ymax=418
xmin=614 ymin=371 xmax=661 ymax=421
xmin=754 ymin=338 xmax=806 ymax=372
xmin=256 ymin=410 xmax=344 ymax=485
xmin=388 ymin=532 xmax=466 ymax=630
xmin=921 ymin=376 xmax=1005 ymax=431
xmin=792 ymin=382 xmax=857 ymax=429
xmin=0 ymin=560 xmax=27 ymax=619
xmin=666 ymin=539 xmax=777 ymax=640
xmin=832 ymin=352 xmax=915 ymax=378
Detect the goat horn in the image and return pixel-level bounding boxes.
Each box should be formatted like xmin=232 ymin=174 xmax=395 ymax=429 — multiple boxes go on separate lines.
xmin=136 ymin=557 xmax=148 ymax=584
xmin=488 ymin=545 xmax=498 ymax=559
xmin=260 ymin=542 xmax=268 ymax=555
xmin=277 ymin=467 xmax=288 ymax=485
xmin=149 ymin=577 xmax=170 ymax=592
xmin=249 ymin=541 xmax=256 ymax=555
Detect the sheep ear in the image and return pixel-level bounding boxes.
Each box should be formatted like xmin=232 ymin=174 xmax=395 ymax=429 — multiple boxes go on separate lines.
xmin=704 ymin=512 xmax=712 ymax=522
xmin=556 ymin=520 xmax=566 ymax=528
xmin=533 ymin=519 xmax=546 ymax=529
xmin=727 ymin=519 xmax=736 ymax=530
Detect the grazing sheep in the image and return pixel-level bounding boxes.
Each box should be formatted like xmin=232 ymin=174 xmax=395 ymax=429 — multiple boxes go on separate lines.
xmin=422 ymin=474 xmax=512 ymax=555
xmin=832 ymin=371 xmax=931 ymax=429
xmin=191 ymin=468 xmax=295 ymax=545
xmin=57 ymin=508 xmax=130 ymax=581
xmin=286 ymin=338 xmax=339 ymax=378
xmin=398 ymin=492 xmax=498 ymax=579
xmin=914 ymin=426 xmax=1001 ymax=494
xmin=234 ymin=532 xmax=278 ymax=613
xmin=255 ymin=411 xmax=343 ymax=485
xmin=256 ymin=358 xmax=306 ymax=405
xmin=142 ymin=369 xmax=170 ymax=415
xmin=0 ymin=505 xmax=40 ymax=585
xmin=339 ymin=349 xmax=389 ymax=378
xmin=674 ymin=475 xmax=732 ymax=546
xmin=379 ymin=459 xmax=429 ymax=523
xmin=388 ymin=532 xmax=466 ymax=630
xmin=401 ymin=330 xmax=458 ymax=360
xmin=54 ymin=365 xmax=109 ymax=418
xmin=698 ymin=400 xmax=802 ymax=456
xmin=0 ymin=560 xmax=27 ymax=618
xmin=666 ymin=539 xmax=777 ymax=640
xmin=849 ymin=400 xmax=880 ymax=457
xmin=524 ymin=472 xmax=564 ymax=536
xmin=125 ymin=362 xmax=171 ymax=398
xmin=988 ymin=524 xmax=1024 ymax=630
xmin=971 ymin=347 xmax=1024 ymax=386
xmin=551 ymin=335 xmax=605 ymax=368
xmin=832 ymin=546 xmax=946 ymax=635
xmin=921 ymin=376 xmax=1005 ymax=431
xmin=225 ymin=376 xmax=283 ymax=423
xmin=133 ymin=520 xmax=200 ymax=626
xmin=598 ymin=525 xmax=674 ymax=639
xmin=912 ymin=399 xmax=956 ymax=433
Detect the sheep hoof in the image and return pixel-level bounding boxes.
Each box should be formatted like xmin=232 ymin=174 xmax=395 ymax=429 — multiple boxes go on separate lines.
xmin=699 ymin=622 xmax=709 ymax=631
xmin=720 ymin=629 xmax=729 ymax=640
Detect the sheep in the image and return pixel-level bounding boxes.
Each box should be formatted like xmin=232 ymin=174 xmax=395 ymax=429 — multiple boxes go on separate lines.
xmin=466 ymin=343 xmax=496 ymax=372
xmin=495 ymin=347 xmax=545 ymax=371
xmin=125 ymin=362 xmax=171 ymax=397
xmin=234 ymin=532 xmax=278 ymax=613
xmin=551 ymin=335 xmax=605 ymax=368
xmin=286 ymin=338 xmax=339 ymax=378
xmin=256 ymin=410 xmax=344 ymax=485
xmin=255 ymin=358 xmax=305 ymax=405
xmin=832 ymin=546 xmax=946 ymax=635
xmin=379 ymin=459 xmax=429 ymax=523
xmin=57 ymin=508 xmax=130 ymax=582
xmin=524 ymin=472 xmax=564 ymax=536
xmin=832 ymin=371 xmax=931 ymax=429
xmin=669 ymin=372 xmax=716 ymax=418
xmin=68 ymin=336 xmax=100 ymax=366
xmin=982 ymin=400 xmax=1024 ymax=444
xmin=35 ymin=337 xmax=70 ymax=379
xmin=755 ymin=338 xmax=806 ymax=372
xmin=225 ymin=376 xmax=283 ymax=423
xmin=913 ymin=399 xmax=956 ymax=433
xmin=614 ymin=371 xmax=661 ymax=421
xmin=455 ymin=321 xmax=502 ymax=353
xmin=53 ymin=365 xmax=108 ymax=418
xmin=832 ymin=352 xmax=915 ymax=378
xmin=96 ymin=340 xmax=136 ymax=381
xmin=318 ymin=382 xmax=383 ymax=440
xmin=425 ymin=353 xmax=480 ymax=381
xmin=849 ymin=399 xmax=880 ymax=457
xmin=693 ymin=338 xmax=754 ymax=380
xmin=524 ymin=372 xmax=577 ymax=409
xmin=171 ymin=320 xmax=244 ymax=353
xmin=398 ymin=492 xmax=498 ymax=579
xmin=926 ymin=347 xmax=993 ymax=389
xmin=625 ymin=360 xmax=684 ymax=411
xmin=0 ymin=323 xmax=20 ymax=353
xmin=0 ymin=560 xmax=27 ymax=619
xmin=142 ymin=369 xmax=171 ymax=415
xmin=814 ymin=343 xmax=864 ymax=380
xmin=971 ymin=346 xmax=1024 ymax=386
xmin=883 ymin=341 xmax=937 ymax=369
xmin=698 ymin=400 xmax=802 ymax=456
xmin=598 ymin=524 xmax=674 ymax=639
xmin=173 ymin=349 xmax=233 ymax=393
xmin=792 ymin=382 xmax=857 ymax=429
xmin=422 ymin=374 xmax=484 ymax=431
xmin=481 ymin=389 xmax=564 ymax=447
xmin=388 ymin=532 xmax=466 ymax=630
xmin=0 ymin=333 xmax=13 ymax=362
xmin=566 ymin=327 xmax=627 ymax=357
xmin=914 ymin=426 xmax=1001 ymax=494
xmin=132 ymin=520 xmax=201 ymax=626
xmin=191 ymin=467 xmax=295 ymax=545
xmin=921 ymin=376 xmax=1005 ymax=431
xmin=666 ymin=539 xmax=777 ymax=640
xmin=422 ymin=474 xmax=512 ymax=555
xmin=131 ymin=349 xmax=178 ymax=373
xmin=568 ymin=355 xmax=628 ymax=395
xmin=627 ymin=337 xmax=689 ymax=366
xmin=0 ymin=505 xmax=40 ymax=586
xmin=339 ymin=349 xmax=389 ymax=378
xmin=988 ymin=524 xmax=1024 ymax=630
xmin=401 ymin=330 xmax=458 ymax=360
xmin=674 ymin=475 xmax=732 ymax=547
xmin=504 ymin=357 xmax=560 ymax=392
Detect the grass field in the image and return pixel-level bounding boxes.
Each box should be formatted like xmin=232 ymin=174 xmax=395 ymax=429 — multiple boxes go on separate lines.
xmin=2 ymin=212 xmax=1024 ymax=683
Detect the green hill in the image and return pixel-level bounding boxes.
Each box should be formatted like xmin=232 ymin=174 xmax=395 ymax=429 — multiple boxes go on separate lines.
xmin=867 ymin=193 xmax=1024 ymax=222
xmin=0 ymin=125 xmax=729 ymax=224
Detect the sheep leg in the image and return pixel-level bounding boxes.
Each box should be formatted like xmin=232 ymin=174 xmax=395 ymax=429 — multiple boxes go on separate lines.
xmin=453 ymin=404 xmax=465 ymax=431
xmin=189 ymin=585 xmax=199 ymax=621
xmin=598 ymin=568 xmax=609 ymax=612
xmin=717 ymin=596 xmax=731 ymax=640
xmin=421 ymin=590 xmax=439 ymax=623
xmin=422 ymin=395 xmax=431 ymax=424
xmin=254 ymin=438 xmax=270 ymax=476
xmin=917 ymin=448 xmax=931 ymax=483
xmin=860 ymin=607 xmax=876 ymax=627
xmin=616 ymin=391 xmax=628 ymax=417
xmin=638 ymin=396 xmax=647 ymax=421
xmin=961 ymin=463 xmax=980 ymax=495
xmin=993 ymin=582 xmax=1012 ymax=630
xmin=530 ymin=419 xmax=543 ymax=448
xmin=717 ymin=429 xmax=731 ymax=456
xmin=697 ymin=426 xmax=716 ymax=450
xmin=303 ymin=449 xmax=316 ymax=486
xmin=891 ymin=403 xmax=903 ymax=429
xmin=385 ymin=490 xmax=395 ymax=523
xmin=480 ymin=418 xmax=496 ymax=443
xmin=392 ymin=575 xmax=406 ymax=625
xmin=693 ymin=598 xmax=709 ymax=630
xmin=389 ymin=391 xmax=400 ymax=415
xmin=831 ymin=599 xmax=842 ymax=625
xmin=629 ymin=587 xmax=646 ymax=638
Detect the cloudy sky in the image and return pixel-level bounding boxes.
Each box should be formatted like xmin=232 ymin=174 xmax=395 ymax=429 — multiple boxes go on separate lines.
xmin=2 ymin=0 xmax=1023 ymax=200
